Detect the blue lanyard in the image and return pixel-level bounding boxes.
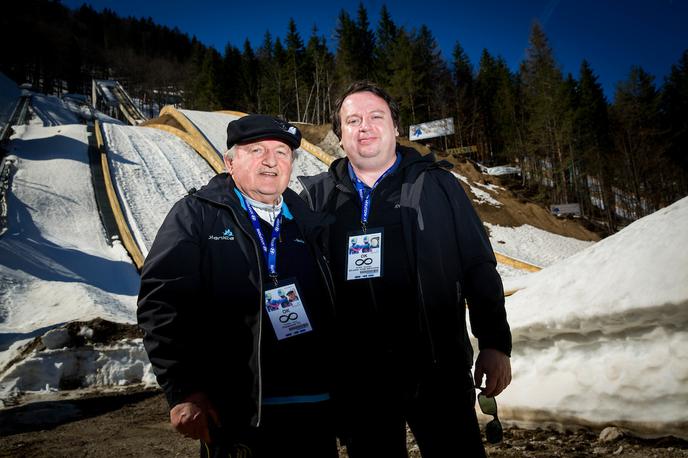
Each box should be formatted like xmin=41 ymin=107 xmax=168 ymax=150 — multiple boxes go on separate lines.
xmin=349 ymin=153 xmax=401 ymax=230
xmin=244 ymin=201 xmax=283 ymax=283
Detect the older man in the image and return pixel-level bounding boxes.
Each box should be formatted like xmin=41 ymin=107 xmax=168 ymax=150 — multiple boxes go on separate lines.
xmin=300 ymin=81 xmax=512 ymax=457
xmin=138 ymin=115 xmax=337 ymax=458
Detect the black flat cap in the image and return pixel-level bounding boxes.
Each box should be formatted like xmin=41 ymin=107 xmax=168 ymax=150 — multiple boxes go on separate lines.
xmin=226 ymin=114 xmax=302 ymax=150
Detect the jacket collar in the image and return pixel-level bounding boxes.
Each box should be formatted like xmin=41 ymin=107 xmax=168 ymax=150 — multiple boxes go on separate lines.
xmin=192 ymin=173 xmax=332 ymax=233
xmin=328 ymin=144 xmax=436 ymax=189
xmin=233 ymin=188 xmax=294 ymax=220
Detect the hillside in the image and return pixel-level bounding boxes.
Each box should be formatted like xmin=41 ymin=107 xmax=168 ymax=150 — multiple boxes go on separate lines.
xmin=297 ymin=123 xmax=600 ymax=243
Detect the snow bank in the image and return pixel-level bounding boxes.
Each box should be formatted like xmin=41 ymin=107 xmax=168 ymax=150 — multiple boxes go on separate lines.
xmin=452 ymin=171 xmax=502 ymax=207
xmin=487 ymin=222 xmax=595 ymax=270
xmin=2 ymin=339 xmax=153 ymax=392
xmin=499 ymin=196 xmax=688 ymax=439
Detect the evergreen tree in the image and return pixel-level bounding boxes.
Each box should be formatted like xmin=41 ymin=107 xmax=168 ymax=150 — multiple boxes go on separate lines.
xmin=304 ymin=27 xmax=335 ymax=124
xmin=189 ymin=47 xmax=222 ymax=110
xmin=520 ymin=22 xmax=574 ymax=202
xmin=240 ymin=39 xmax=260 ymax=113
xmin=452 ymin=42 xmax=477 ymax=148
xmin=219 ymin=43 xmax=242 ymax=110
xmin=374 ymin=5 xmax=398 ymax=87
xmin=285 ymin=18 xmax=306 ymax=120
xmin=611 ymin=66 xmax=664 ymax=217
xmin=355 ymin=3 xmax=376 ymax=80
xmin=335 ymin=4 xmax=375 ymax=89
xmin=661 ymin=49 xmax=688 ymax=189
xmin=256 ymin=31 xmax=278 ymax=114
xmin=475 ymin=49 xmax=499 ymax=162
xmin=574 ymin=60 xmax=616 ymax=229
xmin=335 ymin=9 xmax=358 ymax=86
xmin=388 ymin=27 xmax=422 ymax=127
xmin=414 ymin=25 xmax=452 ymax=123
xmin=493 ymin=58 xmax=525 ymax=165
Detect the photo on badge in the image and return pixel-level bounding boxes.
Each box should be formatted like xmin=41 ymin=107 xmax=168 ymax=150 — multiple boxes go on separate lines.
xmin=265 ymin=288 xmax=289 ymax=311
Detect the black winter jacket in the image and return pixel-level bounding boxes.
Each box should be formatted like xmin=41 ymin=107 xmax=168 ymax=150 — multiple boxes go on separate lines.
xmin=137 ymin=173 xmax=335 ymax=429
xmin=299 ymin=146 xmax=511 ymax=370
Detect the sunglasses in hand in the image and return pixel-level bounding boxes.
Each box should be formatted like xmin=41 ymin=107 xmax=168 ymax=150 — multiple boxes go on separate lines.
xmin=477 ymin=388 xmax=503 ymax=444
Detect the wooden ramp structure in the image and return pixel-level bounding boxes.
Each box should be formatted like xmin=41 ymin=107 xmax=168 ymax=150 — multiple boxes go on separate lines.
xmin=92 ymin=80 xmax=147 ymax=126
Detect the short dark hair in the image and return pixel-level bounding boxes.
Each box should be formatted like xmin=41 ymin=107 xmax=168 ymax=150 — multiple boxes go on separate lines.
xmin=331 ymin=81 xmax=400 ymax=139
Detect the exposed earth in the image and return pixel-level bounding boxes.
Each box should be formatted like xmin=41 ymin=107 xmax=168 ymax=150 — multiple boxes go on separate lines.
xmin=1 ymin=389 xmax=686 ymax=457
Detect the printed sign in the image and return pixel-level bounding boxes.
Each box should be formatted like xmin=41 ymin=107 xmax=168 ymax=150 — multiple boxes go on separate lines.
xmin=409 ymin=117 xmax=455 ymax=141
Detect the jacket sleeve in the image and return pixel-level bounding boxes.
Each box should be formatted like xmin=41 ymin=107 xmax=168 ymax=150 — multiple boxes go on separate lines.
xmin=137 ymin=197 xmax=206 ymax=407
xmin=436 ymin=171 xmax=512 ymax=357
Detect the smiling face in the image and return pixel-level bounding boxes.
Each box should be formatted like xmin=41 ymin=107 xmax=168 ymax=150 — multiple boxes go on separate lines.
xmin=224 ymin=139 xmax=293 ymax=204
xmin=339 ymin=91 xmax=399 ymax=174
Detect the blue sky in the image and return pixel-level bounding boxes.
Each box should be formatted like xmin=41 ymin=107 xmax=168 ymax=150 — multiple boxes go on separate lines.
xmin=62 ymin=0 xmax=688 ymax=101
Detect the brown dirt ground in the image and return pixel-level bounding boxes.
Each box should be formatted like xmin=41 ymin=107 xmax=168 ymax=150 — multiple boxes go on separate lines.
xmin=1 ymin=390 xmax=686 ymax=457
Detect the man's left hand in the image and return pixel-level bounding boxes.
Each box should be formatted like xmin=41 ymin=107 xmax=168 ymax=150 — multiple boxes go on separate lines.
xmin=474 ymin=348 xmax=511 ymax=397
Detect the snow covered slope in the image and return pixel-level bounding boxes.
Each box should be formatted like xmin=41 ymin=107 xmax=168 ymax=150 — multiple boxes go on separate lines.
xmin=1 ymin=120 xmax=139 ymax=336
xmin=102 ymin=123 xmax=216 ymax=255
xmin=499 ymin=196 xmax=688 ymax=439
xmin=0 ymin=114 xmax=141 ymax=400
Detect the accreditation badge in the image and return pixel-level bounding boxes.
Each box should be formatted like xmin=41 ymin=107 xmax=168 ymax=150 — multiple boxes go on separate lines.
xmin=264 ymin=278 xmax=313 ymax=340
xmin=346 ymin=228 xmax=384 ymax=280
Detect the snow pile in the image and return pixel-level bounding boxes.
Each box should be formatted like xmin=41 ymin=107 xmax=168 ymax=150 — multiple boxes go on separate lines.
xmin=102 ymin=123 xmax=216 ymax=254
xmin=452 ymin=171 xmax=502 ymax=207
xmin=0 ymin=319 xmax=156 ymax=406
xmin=2 ymin=339 xmax=154 ymax=394
xmin=487 ymin=222 xmax=595 ymax=270
xmin=499 ymin=196 xmax=688 ymax=439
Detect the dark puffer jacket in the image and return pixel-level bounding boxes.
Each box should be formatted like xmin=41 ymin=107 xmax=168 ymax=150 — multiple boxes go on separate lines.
xmin=137 ymin=173 xmax=335 ymax=430
xmin=299 ymin=146 xmax=511 ymax=371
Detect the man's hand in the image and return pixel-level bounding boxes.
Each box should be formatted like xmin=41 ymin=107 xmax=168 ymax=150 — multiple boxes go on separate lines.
xmin=474 ymin=348 xmax=512 ymax=397
xmin=170 ymin=392 xmax=220 ymax=443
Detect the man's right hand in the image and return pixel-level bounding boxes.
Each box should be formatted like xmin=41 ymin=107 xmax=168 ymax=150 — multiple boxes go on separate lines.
xmin=170 ymin=392 xmax=220 ymax=443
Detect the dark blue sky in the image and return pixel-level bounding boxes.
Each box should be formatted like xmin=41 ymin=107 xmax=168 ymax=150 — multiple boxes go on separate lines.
xmin=63 ymin=0 xmax=688 ymax=101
